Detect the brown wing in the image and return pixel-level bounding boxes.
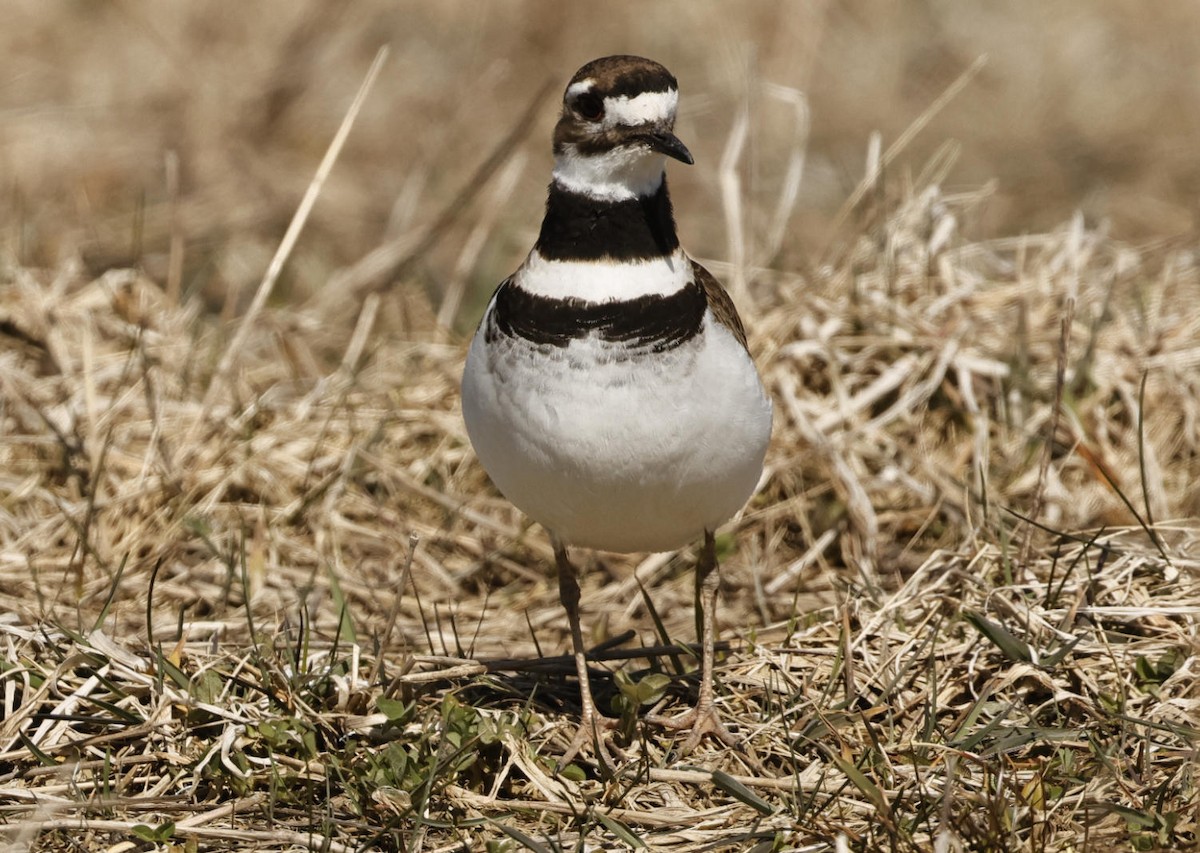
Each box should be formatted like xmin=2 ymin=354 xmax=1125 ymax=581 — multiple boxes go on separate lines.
xmin=691 ymin=260 xmax=749 ymax=352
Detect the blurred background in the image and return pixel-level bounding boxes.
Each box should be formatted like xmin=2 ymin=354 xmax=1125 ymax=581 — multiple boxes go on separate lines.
xmin=3 ymin=0 xmax=1199 ymax=330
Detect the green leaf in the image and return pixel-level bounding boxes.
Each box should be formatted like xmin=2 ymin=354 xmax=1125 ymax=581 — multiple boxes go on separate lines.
xmin=326 ymin=562 xmax=358 ymax=645
xmin=377 ymin=696 xmax=411 ymax=722
xmin=714 ymin=531 xmax=736 ymax=560
xmin=1039 ymin=636 xmax=1080 ymax=668
xmin=131 ymin=822 xmax=175 ymax=842
xmin=826 ymin=751 xmax=889 ymax=815
xmin=557 ymin=762 xmax=586 ymax=782
xmin=964 ymin=610 xmax=1033 ymax=663
xmin=615 ymin=670 xmax=672 ymax=707
xmin=633 ymin=673 xmax=671 ymax=705
xmin=712 ymin=770 xmax=775 ymax=815
xmin=190 ymin=669 xmax=224 ymax=705
xmin=494 ymin=822 xmax=553 ymax=853
xmin=596 ymin=813 xmax=647 ymax=847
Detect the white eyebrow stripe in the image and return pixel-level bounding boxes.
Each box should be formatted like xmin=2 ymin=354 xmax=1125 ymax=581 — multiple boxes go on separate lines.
xmin=566 ymin=80 xmax=595 ymax=97
xmin=603 ymin=89 xmax=678 ymax=127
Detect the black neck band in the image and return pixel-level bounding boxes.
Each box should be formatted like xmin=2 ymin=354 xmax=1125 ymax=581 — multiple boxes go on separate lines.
xmin=534 ymin=180 xmax=679 ymax=262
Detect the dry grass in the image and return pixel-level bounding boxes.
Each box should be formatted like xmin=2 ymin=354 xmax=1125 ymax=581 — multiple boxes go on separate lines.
xmin=3 ymin=158 xmax=1199 ymax=849
xmin=3 ymin=3 xmax=1200 ymax=851
xmin=7 ymin=2 xmax=1200 ymax=295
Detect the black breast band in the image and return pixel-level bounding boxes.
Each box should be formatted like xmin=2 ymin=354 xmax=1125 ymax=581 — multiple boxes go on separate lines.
xmin=487 ymin=279 xmax=705 ymax=352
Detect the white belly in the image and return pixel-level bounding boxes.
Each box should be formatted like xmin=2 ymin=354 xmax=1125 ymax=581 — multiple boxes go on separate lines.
xmin=462 ymin=312 xmax=772 ymax=553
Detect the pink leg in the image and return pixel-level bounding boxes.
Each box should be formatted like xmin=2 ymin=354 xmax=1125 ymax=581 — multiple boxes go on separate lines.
xmin=646 ymin=530 xmax=740 ymax=752
xmin=554 ymin=539 xmax=618 ymax=768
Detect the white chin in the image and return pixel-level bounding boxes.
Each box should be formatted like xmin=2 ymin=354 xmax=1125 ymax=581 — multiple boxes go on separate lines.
xmin=552 ymin=145 xmax=666 ymax=202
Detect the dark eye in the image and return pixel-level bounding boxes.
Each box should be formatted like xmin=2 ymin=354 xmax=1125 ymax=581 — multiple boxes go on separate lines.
xmin=574 ymin=93 xmax=604 ymax=122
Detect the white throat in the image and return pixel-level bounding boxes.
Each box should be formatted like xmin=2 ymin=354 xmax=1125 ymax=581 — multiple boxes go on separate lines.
xmin=552 ymin=145 xmax=666 ymax=202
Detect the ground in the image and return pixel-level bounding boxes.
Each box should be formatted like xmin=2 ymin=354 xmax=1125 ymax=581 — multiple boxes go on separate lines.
xmin=2 ymin=3 xmax=1199 ymax=851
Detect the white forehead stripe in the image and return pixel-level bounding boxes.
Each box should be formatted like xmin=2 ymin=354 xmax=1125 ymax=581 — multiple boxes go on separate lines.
xmin=603 ymin=89 xmax=678 ymax=127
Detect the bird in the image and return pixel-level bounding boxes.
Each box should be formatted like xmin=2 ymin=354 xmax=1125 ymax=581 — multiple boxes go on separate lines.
xmin=461 ymin=55 xmax=772 ymax=763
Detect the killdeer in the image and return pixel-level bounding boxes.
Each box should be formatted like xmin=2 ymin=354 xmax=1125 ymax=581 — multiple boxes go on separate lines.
xmin=462 ymin=55 xmax=772 ymax=761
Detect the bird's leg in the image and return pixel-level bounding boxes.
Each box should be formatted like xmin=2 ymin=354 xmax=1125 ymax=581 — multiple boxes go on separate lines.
xmin=646 ymin=530 xmax=740 ymax=752
xmin=553 ymin=538 xmax=619 ymax=769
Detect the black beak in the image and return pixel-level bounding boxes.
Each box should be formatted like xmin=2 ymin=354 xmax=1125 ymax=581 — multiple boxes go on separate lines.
xmin=644 ymin=130 xmax=694 ymax=165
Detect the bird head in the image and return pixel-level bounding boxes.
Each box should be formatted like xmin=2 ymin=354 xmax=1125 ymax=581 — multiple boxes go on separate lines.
xmin=551 ymin=55 xmax=693 ymax=202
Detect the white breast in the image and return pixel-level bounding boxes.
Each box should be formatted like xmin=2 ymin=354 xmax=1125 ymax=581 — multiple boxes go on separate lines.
xmin=462 ymin=306 xmax=772 ymax=553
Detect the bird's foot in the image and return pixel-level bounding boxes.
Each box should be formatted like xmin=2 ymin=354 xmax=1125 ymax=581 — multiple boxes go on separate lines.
xmin=645 ymin=703 xmax=741 ymax=755
xmin=556 ymin=707 xmax=623 ymax=773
